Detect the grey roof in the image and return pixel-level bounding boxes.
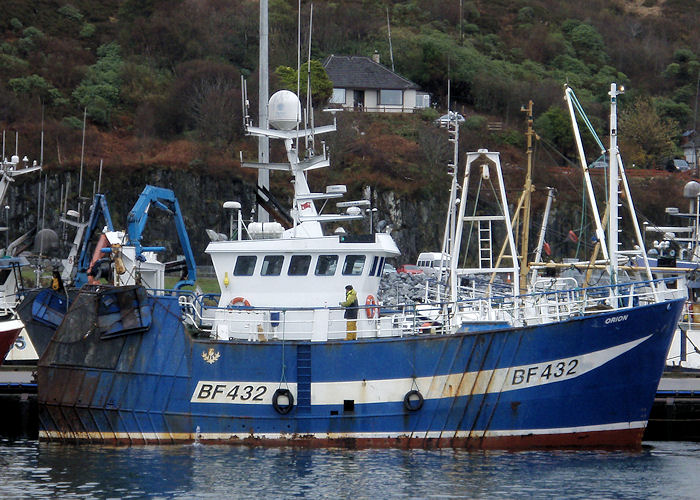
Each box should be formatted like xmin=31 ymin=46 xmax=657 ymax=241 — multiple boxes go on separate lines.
xmin=323 ymin=55 xmax=419 ymax=90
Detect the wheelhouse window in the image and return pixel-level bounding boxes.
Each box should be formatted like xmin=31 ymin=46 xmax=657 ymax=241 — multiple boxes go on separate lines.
xmin=379 ymin=89 xmax=402 ymax=106
xmin=288 ymin=255 xmax=311 ymax=276
xmin=315 ymin=255 xmax=338 ymax=276
xmin=343 ymin=255 xmax=366 ymax=275
xmin=261 ymin=255 xmax=284 ymax=276
xmin=330 ymin=88 xmax=346 ymax=104
xmin=369 ymin=256 xmax=379 ymax=276
xmin=234 ymin=256 xmax=257 ymax=276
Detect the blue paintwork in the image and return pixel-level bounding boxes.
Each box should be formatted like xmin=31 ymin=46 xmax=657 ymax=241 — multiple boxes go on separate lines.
xmin=37 ymin=289 xmax=685 ymax=447
xmin=126 ymin=186 xmax=196 ymax=289
xmin=74 ymin=194 xmax=114 ymax=289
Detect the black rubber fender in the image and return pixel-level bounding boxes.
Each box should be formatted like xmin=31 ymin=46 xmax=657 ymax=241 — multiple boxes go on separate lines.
xmin=272 ymin=388 xmax=294 ymax=415
xmin=403 ymin=390 xmax=424 ymax=411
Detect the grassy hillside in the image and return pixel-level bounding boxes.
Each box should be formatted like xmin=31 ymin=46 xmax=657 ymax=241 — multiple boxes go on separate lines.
xmin=0 ymin=1 xmax=698 ymax=264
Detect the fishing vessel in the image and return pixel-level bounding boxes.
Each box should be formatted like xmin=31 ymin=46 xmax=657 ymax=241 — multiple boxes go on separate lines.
xmin=641 ymin=181 xmax=700 ymax=440
xmin=0 ymin=138 xmax=42 ymax=374
xmin=35 ymin=82 xmax=686 ymax=449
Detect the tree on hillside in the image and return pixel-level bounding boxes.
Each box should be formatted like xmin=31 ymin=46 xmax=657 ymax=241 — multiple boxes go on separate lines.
xmin=72 ymin=42 xmax=122 ymax=126
xmin=619 ymin=98 xmax=679 ymax=169
xmin=275 ymin=60 xmax=332 ymax=106
xmin=534 ymin=106 xmax=576 ymax=160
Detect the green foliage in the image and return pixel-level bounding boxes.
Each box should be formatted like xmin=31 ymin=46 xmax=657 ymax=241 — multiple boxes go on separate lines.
xmin=61 ymin=116 xmax=84 ymax=129
xmin=418 ymin=107 xmax=440 ymax=122
xmin=72 ymin=42 xmax=123 ymax=125
xmin=620 ymin=98 xmax=679 ymax=168
xmin=120 ymin=61 xmax=172 ymax=107
xmin=80 ymin=23 xmax=96 ymax=38
xmin=7 ymin=73 xmax=67 ymax=107
xmin=463 ymin=23 xmax=479 ymax=35
xmin=274 ymin=60 xmax=332 ymax=106
xmin=10 ymin=18 xmax=23 ymax=30
xmin=17 ymin=26 xmax=44 ymax=54
xmin=663 ymin=49 xmax=698 ymax=86
xmin=516 ymin=7 xmax=535 ymax=23
xmin=0 ymin=54 xmax=29 ymax=75
xmin=534 ymin=106 xmax=575 ymax=158
xmin=8 ymin=74 xmax=50 ymax=95
xmin=653 ymin=97 xmax=691 ymax=129
xmin=465 ymin=115 xmax=486 ymax=130
xmin=492 ymin=129 xmax=524 ymax=148
xmin=58 ymin=4 xmax=83 ymax=22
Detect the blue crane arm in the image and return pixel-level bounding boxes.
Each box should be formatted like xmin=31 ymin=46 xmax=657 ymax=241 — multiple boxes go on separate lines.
xmin=74 ymin=194 xmax=115 ymax=288
xmin=126 ymin=185 xmax=197 ymax=289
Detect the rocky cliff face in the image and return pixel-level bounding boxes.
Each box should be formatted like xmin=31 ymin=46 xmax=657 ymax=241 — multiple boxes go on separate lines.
xmin=4 ymin=163 xmax=691 ymax=270
xmin=6 ymin=165 xmax=449 ymax=267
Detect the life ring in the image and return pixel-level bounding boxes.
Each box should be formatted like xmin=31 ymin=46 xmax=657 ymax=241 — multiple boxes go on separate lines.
xmin=365 ymin=295 xmax=379 ymax=319
xmin=403 ymin=390 xmax=424 ymax=411
xmin=272 ymin=388 xmax=294 ymax=415
xmin=229 ymin=297 xmax=251 ymax=308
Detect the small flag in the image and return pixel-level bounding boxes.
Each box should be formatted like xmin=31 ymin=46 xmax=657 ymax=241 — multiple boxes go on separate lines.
xmin=543 ymin=242 xmax=551 ymax=256
xmin=300 ymin=201 xmax=312 ymax=210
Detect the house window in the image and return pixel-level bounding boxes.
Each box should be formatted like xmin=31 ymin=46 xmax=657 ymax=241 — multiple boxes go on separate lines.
xmin=288 ymin=255 xmax=311 ymax=276
xmin=379 ymin=89 xmax=402 ymax=106
xmin=261 ymin=255 xmax=284 ymax=276
xmin=234 ymin=256 xmax=257 ymax=276
xmin=315 ymin=255 xmax=338 ymax=276
xmin=330 ymin=88 xmax=346 ymax=104
xmin=343 ymin=255 xmax=366 ymax=275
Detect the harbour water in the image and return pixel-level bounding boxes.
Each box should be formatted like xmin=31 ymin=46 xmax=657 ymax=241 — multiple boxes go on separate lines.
xmin=1 ymin=439 xmax=698 ymax=498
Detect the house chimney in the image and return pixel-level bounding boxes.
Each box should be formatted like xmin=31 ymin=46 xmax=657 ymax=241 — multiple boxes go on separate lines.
xmin=372 ymin=50 xmax=380 ymax=64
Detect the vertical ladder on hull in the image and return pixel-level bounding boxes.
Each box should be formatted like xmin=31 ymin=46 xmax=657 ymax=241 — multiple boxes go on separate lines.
xmin=478 ymin=220 xmax=493 ymax=269
xmin=296 ymin=344 xmax=311 ymax=413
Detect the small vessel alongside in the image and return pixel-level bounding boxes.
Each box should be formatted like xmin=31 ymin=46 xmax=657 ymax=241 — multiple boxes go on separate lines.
xmin=641 ymin=181 xmax=700 ymax=440
xmin=0 ymin=139 xmax=42 ymax=377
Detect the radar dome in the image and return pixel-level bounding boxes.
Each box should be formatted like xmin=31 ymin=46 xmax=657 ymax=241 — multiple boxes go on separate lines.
xmin=268 ymin=90 xmax=301 ymax=130
xmin=683 ymin=180 xmax=700 ymax=198
xmin=34 ymin=228 xmax=59 ymax=256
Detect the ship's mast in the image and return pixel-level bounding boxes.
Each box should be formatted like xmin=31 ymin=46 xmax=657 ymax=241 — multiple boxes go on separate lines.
xmin=257 ymin=0 xmax=270 ymax=223
xmin=608 ymin=83 xmax=622 ymax=283
xmin=518 ymin=100 xmax=535 ymax=293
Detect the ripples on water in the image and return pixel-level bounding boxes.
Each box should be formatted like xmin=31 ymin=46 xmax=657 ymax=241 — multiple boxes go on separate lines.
xmin=1 ymin=440 xmax=699 ymax=499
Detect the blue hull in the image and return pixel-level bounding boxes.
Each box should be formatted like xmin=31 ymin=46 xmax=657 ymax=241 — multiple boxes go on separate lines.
xmin=37 ymin=292 xmax=684 ymax=449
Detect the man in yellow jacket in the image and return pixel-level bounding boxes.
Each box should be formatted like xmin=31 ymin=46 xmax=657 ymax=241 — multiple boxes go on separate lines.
xmin=339 ymin=284 xmax=358 ymax=340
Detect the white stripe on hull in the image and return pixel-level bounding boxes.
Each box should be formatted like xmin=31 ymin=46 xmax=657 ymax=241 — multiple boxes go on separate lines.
xmin=191 ymin=335 xmax=651 ymax=405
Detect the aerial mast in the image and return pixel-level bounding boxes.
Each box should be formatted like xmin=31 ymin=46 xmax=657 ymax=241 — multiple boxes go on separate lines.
xmin=257 ymin=0 xmax=270 ymax=223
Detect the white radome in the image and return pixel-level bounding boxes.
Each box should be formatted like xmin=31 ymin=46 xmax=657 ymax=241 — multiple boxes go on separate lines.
xmin=268 ymin=90 xmax=302 ymax=130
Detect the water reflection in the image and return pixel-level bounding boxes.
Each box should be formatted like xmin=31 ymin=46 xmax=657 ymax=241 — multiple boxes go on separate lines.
xmin=1 ymin=440 xmax=699 ymax=499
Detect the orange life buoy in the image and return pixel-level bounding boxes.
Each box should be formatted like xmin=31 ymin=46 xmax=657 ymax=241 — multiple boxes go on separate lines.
xmin=365 ymin=295 xmax=379 ymax=319
xmin=230 ymin=296 xmax=251 ymax=308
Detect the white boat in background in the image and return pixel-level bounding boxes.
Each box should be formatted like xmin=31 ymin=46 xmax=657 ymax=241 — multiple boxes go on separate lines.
xmin=641 ymin=181 xmax=700 ymax=440
xmin=0 ymin=137 xmax=42 ymax=381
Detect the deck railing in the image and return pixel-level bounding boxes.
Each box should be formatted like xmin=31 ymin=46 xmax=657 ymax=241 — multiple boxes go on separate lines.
xmin=176 ymin=278 xmax=685 ymax=342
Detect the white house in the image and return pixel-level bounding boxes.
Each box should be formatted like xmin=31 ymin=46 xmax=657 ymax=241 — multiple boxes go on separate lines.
xmin=323 ymin=53 xmax=429 ymax=113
